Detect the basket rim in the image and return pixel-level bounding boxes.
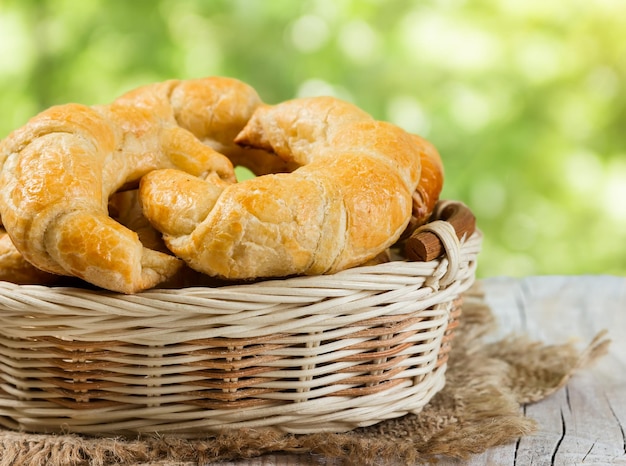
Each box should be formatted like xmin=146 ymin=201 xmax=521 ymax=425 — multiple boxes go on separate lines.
xmin=0 ymin=229 xmax=481 ymax=345
xmin=0 ymin=229 xmax=482 ymax=298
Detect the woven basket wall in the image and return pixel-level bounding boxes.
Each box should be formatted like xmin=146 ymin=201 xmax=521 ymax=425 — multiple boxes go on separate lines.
xmin=0 ymin=203 xmax=481 ymax=436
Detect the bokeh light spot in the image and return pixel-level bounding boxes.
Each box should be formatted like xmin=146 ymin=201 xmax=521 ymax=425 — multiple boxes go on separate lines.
xmin=0 ymin=11 xmax=34 ymax=76
xmin=586 ymin=66 xmax=621 ymax=101
xmin=449 ymin=86 xmax=494 ymax=132
xmin=385 ymin=95 xmax=430 ymax=136
xmin=296 ymin=78 xmax=353 ymax=102
xmin=515 ymin=34 xmax=565 ymax=84
xmin=399 ymin=10 xmax=501 ymax=72
xmin=563 ymin=150 xmax=604 ymax=200
xmin=338 ymin=20 xmax=379 ymax=64
xmin=469 ymin=178 xmax=507 ymax=219
xmin=602 ymin=158 xmax=626 ymax=223
xmin=289 ymin=15 xmax=330 ymax=53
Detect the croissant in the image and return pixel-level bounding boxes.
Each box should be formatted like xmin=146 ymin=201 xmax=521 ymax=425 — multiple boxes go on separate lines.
xmin=0 ymin=227 xmax=59 ymax=285
xmin=107 ymin=190 xmax=220 ymax=289
xmin=221 ymin=101 xmax=443 ymax=235
xmin=107 ymin=190 xmax=169 ymax=254
xmin=402 ymin=134 xmax=444 ymax=237
xmin=139 ymin=96 xmax=427 ymax=280
xmin=0 ymin=77 xmax=261 ymax=293
xmin=0 ymin=191 xmax=169 ymax=286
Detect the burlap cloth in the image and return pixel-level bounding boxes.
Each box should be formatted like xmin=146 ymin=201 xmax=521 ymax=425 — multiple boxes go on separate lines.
xmin=0 ymin=283 xmax=609 ymax=466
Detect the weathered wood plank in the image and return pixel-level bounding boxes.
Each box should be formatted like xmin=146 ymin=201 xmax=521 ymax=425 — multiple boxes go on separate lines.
xmin=481 ymin=276 xmax=626 ymax=466
xmin=437 ymin=275 xmax=626 ymax=466
xmin=558 ymin=375 xmax=626 ymax=464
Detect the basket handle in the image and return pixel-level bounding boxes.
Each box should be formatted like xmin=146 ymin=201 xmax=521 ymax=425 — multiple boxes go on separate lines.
xmin=405 ymin=201 xmax=476 ymax=262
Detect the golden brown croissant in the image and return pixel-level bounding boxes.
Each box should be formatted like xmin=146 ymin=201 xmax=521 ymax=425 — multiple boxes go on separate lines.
xmin=139 ymin=96 xmax=425 ymax=280
xmin=107 ymin=189 xmax=221 ymax=289
xmin=0 ymin=192 xmax=164 ymax=286
xmin=403 ymin=134 xmax=444 ymax=236
xmin=0 ymin=77 xmax=260 ymax=293
xmin=107 ymin=190 xmax=170 ymax=254
xmin=229 ymin=101 xmax=443 ymax=235
xmin=0 ymin=227 xmax=59 ymax=285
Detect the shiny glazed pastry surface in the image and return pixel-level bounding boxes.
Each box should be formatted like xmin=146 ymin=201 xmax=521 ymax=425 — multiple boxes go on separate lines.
xmin=140 ymin=96 xmax=427 ymax=279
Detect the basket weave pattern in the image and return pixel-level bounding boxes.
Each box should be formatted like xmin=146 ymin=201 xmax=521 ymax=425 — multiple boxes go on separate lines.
xmin=0 ymin=208 xmax=481 ymax=435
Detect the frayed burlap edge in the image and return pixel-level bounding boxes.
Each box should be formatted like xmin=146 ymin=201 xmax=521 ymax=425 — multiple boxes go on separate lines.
xmin=0 ymin=284 xmax=610 ymax=466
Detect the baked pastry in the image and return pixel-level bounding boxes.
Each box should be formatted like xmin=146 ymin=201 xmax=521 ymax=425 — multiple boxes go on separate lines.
xmin=0 ymin=191 xmax=165 ymax=286
xmin=139 ymin=96 xmax=427 ymax=279
xmin=0 ymin=227 xmax=59 ymax=285
xmin=0 ymin=77 xmax=261 ymax=293
xmin=107 ymin=190 xmax=169 ymax=254
xmin=402 ymin=134 xmax=444 ymax=237
xmin=108 ymin=189 xmax=222 ymax=288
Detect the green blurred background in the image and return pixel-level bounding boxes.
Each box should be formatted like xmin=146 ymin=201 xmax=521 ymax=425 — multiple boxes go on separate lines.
xmin=1 ymin=0 xmax=624 ymax=278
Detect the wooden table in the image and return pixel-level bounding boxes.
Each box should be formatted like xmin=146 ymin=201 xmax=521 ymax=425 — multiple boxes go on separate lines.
xmin=455 ymin=275 xmax=626 ymax=466
xmin=209 ymin=275 xmax=626 ymax=465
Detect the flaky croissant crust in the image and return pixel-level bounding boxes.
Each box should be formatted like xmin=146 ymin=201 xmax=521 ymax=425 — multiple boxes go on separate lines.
xmin=139 ymin=96 xmax=441 ymax=280
xmin=0 ymin=77 xmax=261 ymax=293
xmin=0 ymin=77 xmax=444 ymax=292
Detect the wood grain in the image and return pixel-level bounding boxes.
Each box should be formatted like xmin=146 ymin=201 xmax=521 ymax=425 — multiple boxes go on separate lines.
xmin=449 ymin=275 xmax=626 ymax=466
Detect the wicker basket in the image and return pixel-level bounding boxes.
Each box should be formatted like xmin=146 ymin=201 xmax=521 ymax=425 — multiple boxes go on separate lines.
xmin=0 ymin=201 xmax=481 ymax=436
